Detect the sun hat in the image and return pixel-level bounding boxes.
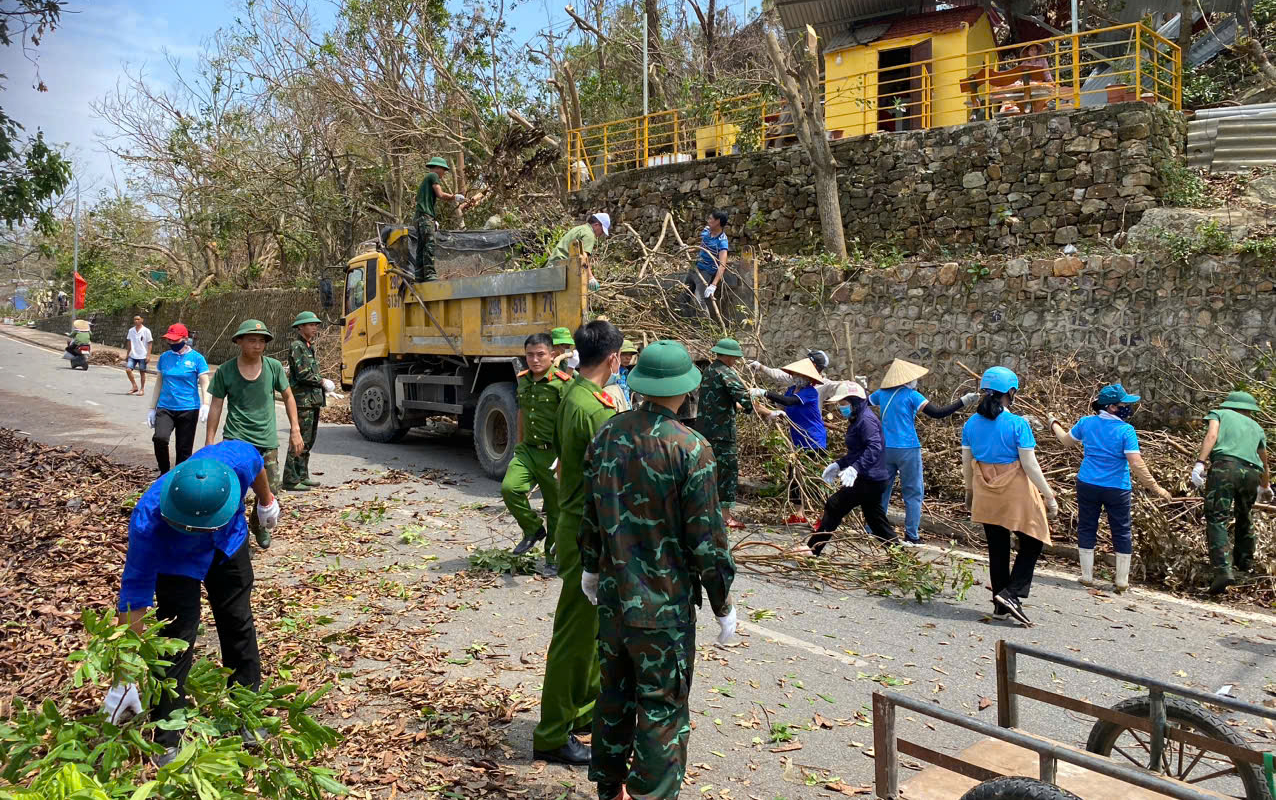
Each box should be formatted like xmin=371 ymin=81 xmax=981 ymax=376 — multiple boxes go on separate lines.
xmin=825 ymin=380 xmax=867 ymax=404
xmin=291 ymin=311 xmax=322 ymax=327
xmin=72 ymin=319 xmax=91 ymax=332
xmin=1219 ymin=391 xmax=1262 ymax=413
xmin=980 ymin=366 xmax=1019 ymax=394
xmin=626 ymin=340 xmax=702 ymax=397
xmin=550 ymin=327 xmax=575 ymax=346
xmin=620 ymin=338 xmax=639 ymax=354
xmin=591 ymin=212 xmax=611 ymax=236
xmin=232 ymin=319 xmax=273 ymax=342
xmin=781 ymin=358 xmax=825 ymax=384
xmin=161 ymin=323 xmax=190 ymax=342
xmin=880 ymin=358 xmax=930 ymax=389
xmin=1096 ymin=384 xmax=1140 ymax=406
xmin=710 ymin=338 xmax=744 ymax=358
xmin=426 ymin=156 xmax=451 ymax=170
xmin=160 ymin=458 xmax=240 ymax=533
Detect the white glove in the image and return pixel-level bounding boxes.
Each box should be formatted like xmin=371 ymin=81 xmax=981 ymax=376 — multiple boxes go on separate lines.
xmin=322 ymin=378 xmax=335 ymax=393
xmin=257 ymin=498 xmax=281 ymax=530
xmin=748 ymin=360 xmax=761 ymax=370
xmin=453 ymin=193 xmax=467 ymax=203
xmin=962 ymin=392 xmax=979 ymax=407
xmin=147 ymin=409 xmax=156 ymax=428
xmin=198 ymin=404 xmax=210 ymax=423
xmin=716 ymin=606 xmax=737 ymax=645
xmin=704 ymin=284 xmax=717 ymax=299
xmin=767 ymin=410 xmax=785 ymax=422
xmin=821 ymin=462 xmax=840 ymax=485
xmin=580 ymin=572 xmax=599 ymax=605
xmin=103 ymin=683 xmax=142 ymax=724
xmin=1045 ymin=497 xmax=1059 ymax=519
xmin=748 ymin=387 xmax=767 ymax=398
xmin=1046 ymin=412 xmax=1059 ymax=429
xmin=839 ymin=466 xmax=858 ymax=488
xmin=1259 ymin=486 xmax=1274 ymax=505
xmin=588 ymin=278 xmax=600 ymax=291
xmin=565 ymin=350 xmax=580 ymax=369
xmin=1190 ymin=461 xmax=1207 ymax=489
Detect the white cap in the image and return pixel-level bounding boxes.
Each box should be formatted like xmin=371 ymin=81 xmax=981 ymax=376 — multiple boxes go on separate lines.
xmin=593 ymin=212 xmax=611 ymax=237
xmin=825 ymin=380 xmax=866 ymax=404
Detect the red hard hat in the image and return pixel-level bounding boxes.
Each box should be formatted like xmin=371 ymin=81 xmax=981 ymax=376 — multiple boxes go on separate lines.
xmin=162 ymin=323 xmax=190 ymax=341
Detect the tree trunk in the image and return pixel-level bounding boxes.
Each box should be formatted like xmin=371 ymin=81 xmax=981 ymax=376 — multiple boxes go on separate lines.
xmin=1238 ymin=0 xmax=1276 ymax=88
xmin=1177 ymin=0 xmax=1193 ymax=55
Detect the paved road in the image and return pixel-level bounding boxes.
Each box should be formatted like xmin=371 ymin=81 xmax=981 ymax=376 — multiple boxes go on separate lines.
xmin=3 ymin=329 xmax=1274 ymax=799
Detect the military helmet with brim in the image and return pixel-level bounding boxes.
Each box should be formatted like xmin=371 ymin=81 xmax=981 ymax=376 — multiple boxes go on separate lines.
xmin=232 ymin=319 xmax=274 ymax=342
xmin=710 ymin=338 xmax=744 ymax=358
xmin=291 ymin=311 xmax=322 ymax=327
xmin=1219 ymin=391 xmax=1262 ymax=413
xmin=620 ymin=338 xmax=639 ymax=354
xmin=426 ymin=156 xmax=451 ymax=170
xmin=160 ymin=458 xmax=240 ymax=533
xmin=627 ymin=340 xmax=702 ymax=397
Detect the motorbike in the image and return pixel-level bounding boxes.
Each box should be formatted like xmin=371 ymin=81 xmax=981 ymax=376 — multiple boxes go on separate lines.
xmin=63 ymin=338 xmax=90 ymax=370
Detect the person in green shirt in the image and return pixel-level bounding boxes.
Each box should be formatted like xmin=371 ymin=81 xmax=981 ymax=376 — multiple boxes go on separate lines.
xmin=1191 ymin=391 xmax=1273 ymax=593
xmin=413 ymin=156 xmax=466 ymax=283
xmin=549 ymin=326 xmax=577 ymax=376
xmin=532 ymin=320 xmax=623 ymax=767
xmin=205 ymin=319 xmax=305 ymax=549
xmin=283 ymin=311 xmax=333 ymax=491
xmin=548 ymin=213 xmax=610 ymax=292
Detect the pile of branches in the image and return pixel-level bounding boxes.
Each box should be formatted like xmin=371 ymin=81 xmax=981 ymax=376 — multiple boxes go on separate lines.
xmin=88 ymin=350 xmax=121 ymax=365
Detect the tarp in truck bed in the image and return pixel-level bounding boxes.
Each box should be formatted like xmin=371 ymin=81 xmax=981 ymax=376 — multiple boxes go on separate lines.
xmin=379 ymin=225 xmax=531 ymax=279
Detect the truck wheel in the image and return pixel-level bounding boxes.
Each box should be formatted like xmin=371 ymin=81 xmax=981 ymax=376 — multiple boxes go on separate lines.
xmin=473 ymin=382 xmax=517 ymax=480
xmin=352 ymin=367 xmax=408 ymax=443
xmin=958 ymin=777 xmax=1082 ymax=800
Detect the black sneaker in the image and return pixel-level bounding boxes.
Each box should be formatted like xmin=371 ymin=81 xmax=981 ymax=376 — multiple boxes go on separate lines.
xmin=512 ymin=525 xmax=547 ymax=556
xmin=990 ymin=604 xmax=1011 ymax=621
xmin=993 ymin=591 xmax=1031 ymax=626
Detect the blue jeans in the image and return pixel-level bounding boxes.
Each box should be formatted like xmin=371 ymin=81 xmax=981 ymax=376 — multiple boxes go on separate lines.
xmin=880 ymin=447 xmax=924 ymax=540
xmin=1076 ymin=479 xmax=1132 ymax=555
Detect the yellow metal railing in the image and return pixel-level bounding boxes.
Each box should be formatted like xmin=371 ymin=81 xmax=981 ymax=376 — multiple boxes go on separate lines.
xmin=566 ymin=22 xmax=1180 ymax=190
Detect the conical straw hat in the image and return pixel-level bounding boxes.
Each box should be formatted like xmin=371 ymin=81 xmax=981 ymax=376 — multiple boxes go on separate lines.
xmin=880 ymin=358 xmax=929 ymax=389
xmin=781 ymin=357 xmax=824 ymax=384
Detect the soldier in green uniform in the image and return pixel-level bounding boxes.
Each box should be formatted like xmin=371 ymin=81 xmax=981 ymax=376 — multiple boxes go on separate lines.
xmin=579 ymin=340 xmax=737 ymax=800
xmin=532 ymin=320 xmax=624 ymax=767
xmin=283 ymin=311 xmax=331 ymax=491
xmin=505 ymin=332 xmax=572 ymax=567
xmin=550 ymin=326 xmax=577 ymax=375
xmin=697 ymin=338 xmax=754 ymax=529
xmin=1190 ymin=391 xmax=1273 ymax=593
xmin=413 ymin=157 xmax=466 ymax=282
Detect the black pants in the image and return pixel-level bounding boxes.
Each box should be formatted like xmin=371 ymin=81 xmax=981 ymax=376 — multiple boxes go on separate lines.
xmin=152 ymin=541 xmax=261 ymax=746
xmin=413 ymin=215 xmax=436 ymax=282
xmin=153 ymin=408 xmax=199 ymax=474
xmin=808 ymin=477 xmax=894 ymax=554
xmin=984 ymin=524 xmax=1044 ymax=606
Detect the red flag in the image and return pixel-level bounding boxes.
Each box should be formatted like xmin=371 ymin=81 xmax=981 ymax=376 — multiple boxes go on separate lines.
xmin=73 ymin=272 xmax=86 ymax=310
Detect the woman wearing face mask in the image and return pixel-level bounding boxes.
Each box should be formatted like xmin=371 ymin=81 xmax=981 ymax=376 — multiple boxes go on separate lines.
xmin=802 ymin=382 xmax=895 ymax=555
xmin=962 ymin=367 xmax=1058 ymax=626
xmin=1047 ymin=384 xmax=1171 ymax=592
xmin=147 ymin=323 xmax=211 ymax=474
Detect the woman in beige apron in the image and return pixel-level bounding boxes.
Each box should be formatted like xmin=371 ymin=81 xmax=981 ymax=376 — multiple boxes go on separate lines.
xmin=961 ymin=366 xmax=1058 ymax=626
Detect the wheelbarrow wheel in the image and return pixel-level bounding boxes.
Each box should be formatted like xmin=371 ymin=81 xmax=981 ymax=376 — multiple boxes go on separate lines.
xmin=1085 ymin=694 xmax=1271 ymax=800
xmin=958 ymin=777 xmax=1081 ymax=800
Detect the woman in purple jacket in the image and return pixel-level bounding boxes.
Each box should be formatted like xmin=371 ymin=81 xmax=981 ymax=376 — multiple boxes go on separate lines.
xmin=804 ymin=381 xmax=897 ymax=555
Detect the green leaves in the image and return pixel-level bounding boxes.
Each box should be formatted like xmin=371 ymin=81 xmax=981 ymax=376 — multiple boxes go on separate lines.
xmin=466 ymin=547 xmax=538 ymax=575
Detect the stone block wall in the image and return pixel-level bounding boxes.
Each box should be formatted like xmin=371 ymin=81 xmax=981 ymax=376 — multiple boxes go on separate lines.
xmin=756 ymin=250 xmax=1263 ymax=424
xmin=572 ymin=103 xmax=1186 ymax=254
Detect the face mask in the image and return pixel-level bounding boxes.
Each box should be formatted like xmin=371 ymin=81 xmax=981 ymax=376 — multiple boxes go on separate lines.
xmin=905 ymin=379 xmax=919 ymax=390
xmin=837 ymin=404 xmax=853 ymax=418
xmin=169 ymin=341 xmax=185 ymax=352
xmin=1115 ymin=405 xmax=1133 ymax=420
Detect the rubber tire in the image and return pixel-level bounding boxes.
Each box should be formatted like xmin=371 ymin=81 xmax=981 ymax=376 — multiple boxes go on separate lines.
xmin=1085 ymin=695 xmax=1272 ymax=800
xmin=473 ymin=381 xmax=518 ymax=480
xmin=351 ymin=366 xmax=408 ymax=444
xmin=958 ymin=777 xmax=1082 ymax=800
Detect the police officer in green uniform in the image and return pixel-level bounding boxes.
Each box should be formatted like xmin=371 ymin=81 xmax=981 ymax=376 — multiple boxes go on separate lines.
xmin=283 ymin=311 xmax=331 ymax=491
xmin=505 ymin=332 xmax=572 ymax=566
xmin=697 ymin=338 xmax=754 ymax=529
xmin=579 ymin=340 xmax=737 ymax=800
xmin=532 ymin=320 xmax=623 ymax=767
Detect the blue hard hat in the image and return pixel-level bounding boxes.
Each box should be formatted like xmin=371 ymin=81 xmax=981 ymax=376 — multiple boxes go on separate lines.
xmin=160 ymin=458 xmax=240 ymax=533
xmin=980 ymin=366 xmax=1019 ymax=394
xmin=1096 ymin=383 xmax=1140 ymax=406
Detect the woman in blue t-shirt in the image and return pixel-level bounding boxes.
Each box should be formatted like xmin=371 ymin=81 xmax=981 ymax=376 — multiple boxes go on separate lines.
xmin=147 ymin=323 xmax=211 ymax=474
xmin=1047 ymin=384 xmax=1171 ymax=593
xmin=961 ymin=366 xmax=1058 ymax=626
xmin=753 ymin=357 xmax=828 ymax=524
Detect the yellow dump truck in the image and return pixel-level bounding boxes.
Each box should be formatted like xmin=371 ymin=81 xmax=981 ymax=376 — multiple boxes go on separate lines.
xmin=339 ymin=227 xmax=585 ymax=479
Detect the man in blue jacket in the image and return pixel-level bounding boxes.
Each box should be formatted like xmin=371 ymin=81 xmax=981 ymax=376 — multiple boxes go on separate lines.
xmin=805 ymin=381 xmax=896 ymax=554
xmin=102 ymin=440 xmax=281 ymax=764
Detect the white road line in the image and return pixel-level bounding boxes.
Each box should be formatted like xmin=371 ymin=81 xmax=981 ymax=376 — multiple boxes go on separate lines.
xmin=16 ymin=374 xmax=25 ymax=378
xmin=739 ymin=620 xmax=869 ymax=667
xmin=85 ymin=400 xmax=100 ymax=406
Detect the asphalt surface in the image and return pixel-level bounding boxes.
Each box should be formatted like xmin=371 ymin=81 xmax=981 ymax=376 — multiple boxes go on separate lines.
xmin=3 ymin=328 xmax=1275 ymax=799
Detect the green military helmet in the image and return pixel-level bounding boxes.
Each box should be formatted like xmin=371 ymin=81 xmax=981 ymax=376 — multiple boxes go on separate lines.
xmin=710 ymin=338 xmax=744 ymax=358
xmin=627 ymin=340 xmax=702 ymax=397
xmin=232 ymin=319 xmax=274 ymax=342
xmin=620 ymin=338 xmax=639 ymax=355
xmin=1219 ymin=391 xmax=1262 ymax=413
xmin=291 ymin=311 xmax=322 ymax=327
xmin=160 ymin=458 xmax=240 ymax=533
xmin=551 ymin=326 xmax=575 ymax=346
xmin=426 ymin=156 xmax=452 ymax=170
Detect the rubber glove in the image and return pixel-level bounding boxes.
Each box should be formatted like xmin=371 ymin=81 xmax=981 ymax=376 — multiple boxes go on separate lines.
xmin=962 ymin=392 xmax=979 ymax=407
xmin=257 ymin=498 xmax=281 ymax=530
xmin=1260 ymin=485 xmax=1274 ymax=505
xmin=580 ymin=572 xmax=599 ymax=605
xmin=1045 ymin=497 xmax=1059 ymax=519
xmin=704 ymin=284 xmax=717 ymax=299
xmin=821 ymin=462 xmax=840 ymax=485
xmin=198 ymin=404 xmax=210 ymax=423
xmin=103 ymin=683 xmax=142 ymax=724
xmin=748 ymin=387 xmax=767 ymax=398
xmin=716 ymin=606 xmax=737 ymax=645
xmin=748 ymin=360 xmax=762 ymax=370
xmin=839 ymin=466 xmax=858 ymax=488
xmin=147 ymin=409 xmax=156 ymax=428
xmin=767 ymin=410 xmax=785 ymax=422
xmin=1046 ymin=412 xmax=1059 ymax=429
xmin=565 ymin=350 xmax=580 ymax=369
xmin=1190 ymin=461 xmax=1207 ymax=489
xmin=453 ymin=193 xmax=467 ymax=203
xmin=322 ymin=378 xmax=335 ymax=393
xmin=588 ymin=278 xmax=600 ymax=291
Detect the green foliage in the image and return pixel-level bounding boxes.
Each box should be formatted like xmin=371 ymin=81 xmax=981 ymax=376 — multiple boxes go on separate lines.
xmin=521 ymin=223 xmax=569 ymax=270
xmin=964 ymin=262 xmax=990 ymax=288
xmin=0 ymin=608 xmax=346 ymax=800
xmin=339 ymin=497 xmax=390 ymax=525
xmin=1237 ymin=236 xmax=1276 ymax=262
xmin=1157 ymin=162 xmax=1215 ymax=208
xmin=466 ymin=547 xmax=538 ymax=575
xmin=1158 ymin=219 xmax=1232 ymax=264
xmin=1181 ymin=66 xmax=1227 ymax=108
xmin=767 ymin=723 xmax=795 ymax=744
xmin=860 ymin=546 xmax=977 ymax=603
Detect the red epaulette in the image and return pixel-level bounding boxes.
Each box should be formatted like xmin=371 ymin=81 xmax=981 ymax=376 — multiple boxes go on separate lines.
xmin=517 ymin=369 xmax=529 ymax=378
xmin=554 ymin=370 xmax=572 ymax=382
xmin=593 ymin=390 xmax=617 ymax=409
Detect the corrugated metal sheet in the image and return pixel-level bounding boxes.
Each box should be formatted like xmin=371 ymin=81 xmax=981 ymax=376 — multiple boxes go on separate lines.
xmin=775 ymin=0 xmax=919 ymax=40
xmin=1187 ymin=106 xmax=1276 ymax=172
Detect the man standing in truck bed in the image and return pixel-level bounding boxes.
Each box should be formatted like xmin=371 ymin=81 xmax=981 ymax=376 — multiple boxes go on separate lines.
xmin=413 ymin=157 xmax=466 ymax=283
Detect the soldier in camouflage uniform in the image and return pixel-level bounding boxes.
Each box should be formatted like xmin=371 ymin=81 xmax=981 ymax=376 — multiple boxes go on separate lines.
xmin=1191 ymin=391 xmax=1273 ymax=593
xmin=579 ymin=340 xmax=737 ymax=800
xmin=283 ymin=312 xmax=331 ymax=491
xmin=697 ymin=338 xmax=754 ymax=529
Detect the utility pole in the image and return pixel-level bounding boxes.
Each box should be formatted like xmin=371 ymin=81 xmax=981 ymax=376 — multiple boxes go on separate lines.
xmin=1071 ymin=0 xmax=1079 ymax=34
xmin=642 ymin=10 xmax=649 ymax=116
xmin=70 ymin=179 xmax=79 ymax=326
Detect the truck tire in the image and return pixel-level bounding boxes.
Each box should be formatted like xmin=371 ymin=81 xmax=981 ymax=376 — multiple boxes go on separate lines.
xmin=352 ymin=366 xmax=408 ymax=443
xmin=1085 ymin=695 xmax=1271 ymax=800
xmin=473 ymin=381 xmax=518 ymax=480
xmin=958 ymin=777 xmax=1081 ymax=800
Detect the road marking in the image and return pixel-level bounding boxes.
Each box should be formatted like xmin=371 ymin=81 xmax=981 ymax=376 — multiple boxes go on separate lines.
xmin=17 ymin=374 xmax=25 ymax=378
xmin=85 ymin=400 xmax=100 ymax=406
xmin=739 ymin=620 xmax=869 ymax=667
